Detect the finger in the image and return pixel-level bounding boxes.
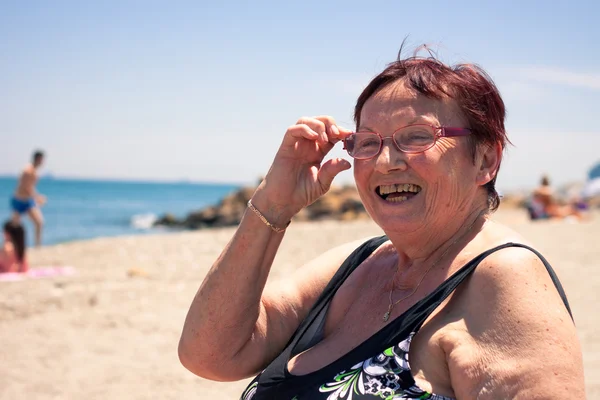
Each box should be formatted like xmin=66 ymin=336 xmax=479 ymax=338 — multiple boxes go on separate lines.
xmin=312 ymin=115 xmax=342 ymax=143
xmin=296 ymin=117 xmax=328 ymax=145
xmin=328 ymin=124 xmax=354 ymax=143
xmin=328 ymin=124 xmax=340 ymax=143
xmin=285 ymin=124 xmax=320 ymax=144
xmin=317 ymin=117 xmax=355 ymax=143
xmin=315 ymin=124 xmax=350 ymax=154
xmin=336 ymin=125 xmax=354 ymax=140
xmin=317 ymin=158 xmax=352 ymax=191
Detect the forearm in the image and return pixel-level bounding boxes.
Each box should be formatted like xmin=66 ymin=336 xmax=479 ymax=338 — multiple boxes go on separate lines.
xmin=179 ymin=203 xmax=289 ymax=365
xmin=179 ymin=115 xmax=351 ymax=378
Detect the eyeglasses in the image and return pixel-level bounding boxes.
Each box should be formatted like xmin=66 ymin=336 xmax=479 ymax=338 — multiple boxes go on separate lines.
xmin=343 ymin=124 xmax=471 ymax=160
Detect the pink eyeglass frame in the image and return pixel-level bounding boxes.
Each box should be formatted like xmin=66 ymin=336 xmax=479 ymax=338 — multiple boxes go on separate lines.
xmin=343 ymin=124 xmax=472 ymax=159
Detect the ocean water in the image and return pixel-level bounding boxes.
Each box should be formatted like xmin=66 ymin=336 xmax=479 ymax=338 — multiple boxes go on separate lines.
xmin=0 ymin=177 xmax=241 ymax=246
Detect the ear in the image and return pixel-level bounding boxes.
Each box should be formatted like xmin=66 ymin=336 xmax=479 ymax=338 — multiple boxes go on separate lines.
xmin=476 ymin=142 xmax=502 ymax=186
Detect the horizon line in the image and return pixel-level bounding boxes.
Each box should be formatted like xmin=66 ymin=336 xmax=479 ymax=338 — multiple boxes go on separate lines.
xmin=0 ymin=174 xmax=249 ymax=187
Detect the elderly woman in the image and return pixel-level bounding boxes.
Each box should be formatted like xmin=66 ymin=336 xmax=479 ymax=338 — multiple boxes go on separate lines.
xmin=178 ymin=51 xmax=585 ymax=399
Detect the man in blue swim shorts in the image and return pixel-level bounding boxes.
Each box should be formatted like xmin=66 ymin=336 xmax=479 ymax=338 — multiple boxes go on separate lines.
xmin=10 ymin=150 xmax=47 ymax=246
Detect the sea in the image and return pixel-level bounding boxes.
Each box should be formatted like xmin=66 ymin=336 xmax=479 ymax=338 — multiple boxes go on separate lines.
xmin=0 ymin=177 xmax=241 ymax=246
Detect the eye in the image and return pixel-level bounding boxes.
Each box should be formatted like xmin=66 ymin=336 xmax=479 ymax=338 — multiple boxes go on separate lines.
xmin=354 ymin=133 xmax=380 ymax=148
xmin=404 ymin=130 xmax=434 ymax=144
xmin=359 ymin=139 xmax=379 ymax=147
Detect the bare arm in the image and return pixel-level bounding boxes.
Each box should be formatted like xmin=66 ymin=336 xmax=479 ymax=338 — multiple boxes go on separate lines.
xmin=178 ymin=214 xmax=365 ymax=381
xmin=446 ymin=247 xmax=585 ymax=399
xmin=231 ymin=237 xmax=369 ymax=378
xmin=178 ymin=116 xmax=353 ymax=381
xmin=178 ymin=201 xmax=288 ymax=381
xmin=0 ymin=244 xmax=18 ymax=273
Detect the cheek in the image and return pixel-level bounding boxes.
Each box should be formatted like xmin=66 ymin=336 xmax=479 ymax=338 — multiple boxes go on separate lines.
xmin=352 ymin=160 xmax=380 ymax=212
xmin=410 ymin=152 xmax=444 ymax=180
xmin=421 ymin=154 xmax=474 ymax=208
xmin=353 ymin=160 xmax=371 ymax=185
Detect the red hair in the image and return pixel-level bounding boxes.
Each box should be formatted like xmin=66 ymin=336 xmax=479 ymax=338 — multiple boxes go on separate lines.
xmin=354 ymin=48 xmax=509 ymax=211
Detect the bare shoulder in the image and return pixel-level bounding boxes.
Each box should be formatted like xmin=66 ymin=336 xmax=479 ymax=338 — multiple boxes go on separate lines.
xmin=466 ymin=244 xmax=573 ymax=324
xmin=0 ymin=243 xmax=15 ymax=269
xmin=265 ymin=236 xmax=382 ymax=312
xmin=533 ymin=185 xmax=553 ymax=196
xmin=237 ymin=236 xmax=383 ymax=376
xmin=20 ymin=164 xmax=35 ymax=179
xmin=2 ymin=242 xmax=14 ymax=257
xmin=445 ymin=243 xmax=585 ymax=398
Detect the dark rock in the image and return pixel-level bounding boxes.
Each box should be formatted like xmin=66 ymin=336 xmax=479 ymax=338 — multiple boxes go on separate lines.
xmin=155 ymin=213 xmax=180 ymax=226
xmin=154 ymin=183 xmax=369 ymax=230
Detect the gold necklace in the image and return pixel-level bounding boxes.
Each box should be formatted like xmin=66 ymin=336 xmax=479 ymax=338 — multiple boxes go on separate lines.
xmin=382 ymin=211 xmax=486 ymax=323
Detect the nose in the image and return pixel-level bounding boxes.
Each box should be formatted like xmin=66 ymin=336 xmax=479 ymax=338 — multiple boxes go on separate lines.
xmin=374 ymin=137 xmax=408 ymax=173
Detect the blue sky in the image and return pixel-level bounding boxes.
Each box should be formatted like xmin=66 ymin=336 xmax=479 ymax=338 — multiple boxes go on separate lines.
xmin=1 ymin=0 xmax=599 ymax=191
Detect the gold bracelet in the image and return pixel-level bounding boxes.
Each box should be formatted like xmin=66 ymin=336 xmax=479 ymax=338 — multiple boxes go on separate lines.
xmin=247 ymin=200 xmax=290 ymax=233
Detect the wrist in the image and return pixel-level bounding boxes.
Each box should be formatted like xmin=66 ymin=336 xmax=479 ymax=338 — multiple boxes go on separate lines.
xmin=247 ymin=200 xmax=290 ymax=233
xmin=249 ymin=190 xmax=296 ymax=228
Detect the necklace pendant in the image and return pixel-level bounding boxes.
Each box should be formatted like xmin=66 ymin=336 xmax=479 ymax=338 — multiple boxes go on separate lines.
xmin=383 ymin=311 xmax=390 ymax=322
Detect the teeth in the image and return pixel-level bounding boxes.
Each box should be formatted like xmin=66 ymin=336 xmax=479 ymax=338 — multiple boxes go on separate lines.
xmin=387 ymin=196 xmax=408 ymax=203
xmin=379 ymin=185 xmax=394 ymax=195
xmin=378 ymin=184 xmax=421 ymax=195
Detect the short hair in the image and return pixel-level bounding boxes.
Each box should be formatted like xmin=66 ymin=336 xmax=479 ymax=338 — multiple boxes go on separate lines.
xmin=32 ymin=150 xmax=44 ymax=162
xmin=354 ymin=45 xmax=509 ymax=211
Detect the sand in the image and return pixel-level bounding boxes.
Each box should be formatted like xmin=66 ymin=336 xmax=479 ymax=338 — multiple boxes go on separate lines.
xmin=0 ymin=208 xmax=598 ymax=399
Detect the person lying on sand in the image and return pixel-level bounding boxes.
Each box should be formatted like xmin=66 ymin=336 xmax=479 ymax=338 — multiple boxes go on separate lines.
xmin=530 ymin=175 xmax=586 ymax=221
xmin=0 ymin=221 xmax=27 ymax=273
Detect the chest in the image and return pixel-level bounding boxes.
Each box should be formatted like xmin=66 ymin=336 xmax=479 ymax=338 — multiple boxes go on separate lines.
xmin=244 ymin=323 xmax=457 ymax=400
xmin=287 ymin=278 xmax=455 ymax=394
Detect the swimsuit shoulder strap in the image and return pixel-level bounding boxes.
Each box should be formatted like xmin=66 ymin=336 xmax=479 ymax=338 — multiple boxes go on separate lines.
xmin=291 ymin=235 xmax=389 ymax=352
xmin=407 ymin=242 xmax=573 ymax=334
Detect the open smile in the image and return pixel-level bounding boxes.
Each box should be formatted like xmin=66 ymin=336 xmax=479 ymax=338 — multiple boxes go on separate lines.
xmin=376 ymin=183 xmax=422 ymax=203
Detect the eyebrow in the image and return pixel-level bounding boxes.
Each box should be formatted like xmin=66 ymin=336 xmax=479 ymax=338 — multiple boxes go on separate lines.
xmin=357 ymin=116 xmax=433 ymax=132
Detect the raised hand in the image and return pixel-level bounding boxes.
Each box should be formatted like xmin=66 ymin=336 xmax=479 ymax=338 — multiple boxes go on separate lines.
xmin=35 ymin=194 xmax=47 ymax=207
xmin=251 ymin=116 xmax=352 ymax=226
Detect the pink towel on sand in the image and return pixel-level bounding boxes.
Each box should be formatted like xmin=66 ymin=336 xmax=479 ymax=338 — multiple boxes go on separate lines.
xmin=0 ymin=266 xmax=76 ymax=282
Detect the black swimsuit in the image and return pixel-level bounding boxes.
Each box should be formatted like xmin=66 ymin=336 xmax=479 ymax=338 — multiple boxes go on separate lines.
xmin=240 ymin=237 xmax=572 ymax=400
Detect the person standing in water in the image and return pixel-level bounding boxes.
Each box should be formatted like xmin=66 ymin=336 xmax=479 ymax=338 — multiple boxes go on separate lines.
xmin=10 ymin=150 xmax=46 ymax=247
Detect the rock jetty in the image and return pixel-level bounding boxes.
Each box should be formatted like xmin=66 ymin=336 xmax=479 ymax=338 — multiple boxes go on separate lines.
xmin=154 ymin=185 xmax=369 ymax=229
xmin=154 ymin=182 xmax=596 ymax=230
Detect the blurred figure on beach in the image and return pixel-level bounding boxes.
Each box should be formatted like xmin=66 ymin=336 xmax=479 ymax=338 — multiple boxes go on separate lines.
xmin=0 ymin=220 xmax=27 ymax=273
xmin=581 ymin=161 xmax=600 ymax=205
xmin=529 ymin=175 xmax=586 ymax=221
xmin=10 ymin=150 xmax=46 ymax=246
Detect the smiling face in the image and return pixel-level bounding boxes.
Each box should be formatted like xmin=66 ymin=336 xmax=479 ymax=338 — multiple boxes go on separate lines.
xmin=354 ymin=80 xmax=485 ymax=234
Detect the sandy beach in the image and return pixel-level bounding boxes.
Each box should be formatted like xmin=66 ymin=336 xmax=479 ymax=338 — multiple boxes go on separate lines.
xmin=1 ymin=208 xmax=598 ymax=399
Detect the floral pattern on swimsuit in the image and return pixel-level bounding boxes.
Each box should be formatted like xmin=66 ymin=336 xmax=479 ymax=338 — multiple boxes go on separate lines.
xmin=241 ymin=333 xmax=454 ymax=400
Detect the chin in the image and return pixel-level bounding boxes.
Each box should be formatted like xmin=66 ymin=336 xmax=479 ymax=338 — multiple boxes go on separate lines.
xmin=368 ymin=206 xmax=424 ymax=231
